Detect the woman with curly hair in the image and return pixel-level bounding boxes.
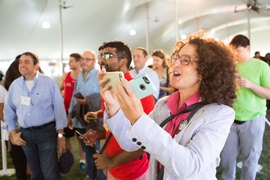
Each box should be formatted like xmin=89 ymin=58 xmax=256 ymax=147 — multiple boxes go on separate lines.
xmin=85 ymin=32 xmax=237 ymax=179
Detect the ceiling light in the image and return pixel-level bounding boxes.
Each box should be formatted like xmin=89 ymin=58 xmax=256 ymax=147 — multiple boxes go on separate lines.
xmin=129 ymin=29 xmax=136 ymax=36
xmin=181 ymin=34 xmax=187 ymax=40
xmin=42 ymin=21 xmax=50 ymax=29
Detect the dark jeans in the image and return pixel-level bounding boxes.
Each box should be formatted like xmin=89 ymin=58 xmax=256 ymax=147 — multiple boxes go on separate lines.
xmin=20 ymin=122 xmax=61 ymax=180
xmin=81 ymin=138 xmax=97 ymax=178
xmin=96 ymin=140 xmax=106 ymax=180
xmin=6 ymin=141 xmax=28 ymax=180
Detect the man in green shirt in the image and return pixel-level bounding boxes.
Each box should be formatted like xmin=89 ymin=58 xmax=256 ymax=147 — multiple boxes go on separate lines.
xmin=221 ymin=35 xmax=270 ymax=180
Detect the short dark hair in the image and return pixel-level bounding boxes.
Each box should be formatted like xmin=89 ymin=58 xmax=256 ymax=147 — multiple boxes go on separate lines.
xmin=21 ymin=52 xmax=40 ymax=65
xmin=230 ymin=34 xmax=250 ymax=48
xmin=98 ymin=42 xmax=106 ymax=51
xmin=70 ymin=53 xmax=82 ymax=62
xmin=136 ymin=47 xmax=148 ymax=57
xmin=103 ymin=41 xmax=132 ymax=69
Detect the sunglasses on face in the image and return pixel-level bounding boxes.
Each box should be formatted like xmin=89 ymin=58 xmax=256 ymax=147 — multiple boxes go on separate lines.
xmin=100 ymin=53 xmax=124 ymax=60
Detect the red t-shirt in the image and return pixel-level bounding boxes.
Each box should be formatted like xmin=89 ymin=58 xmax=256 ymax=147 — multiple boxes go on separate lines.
xmin=103 ymin=72 xmax=155 ymax=179
xmin=63 ymin=72 xmax=76 ymax=111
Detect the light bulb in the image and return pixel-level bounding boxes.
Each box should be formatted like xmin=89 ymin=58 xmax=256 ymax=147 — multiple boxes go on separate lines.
xmin=42 ymin=21 xmax=50 ymax=29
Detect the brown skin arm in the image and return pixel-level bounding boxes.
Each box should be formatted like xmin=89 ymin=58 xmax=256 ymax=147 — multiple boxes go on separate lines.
xmin=59 ymin=73 xmax=67 ymax=97
xmin=93 ymin=149 xmax=144 ymax=170
xmin=0 ymin=102 xmax=4 ymax=121
xmin=81 ymin=127 xmax=107 ymax=146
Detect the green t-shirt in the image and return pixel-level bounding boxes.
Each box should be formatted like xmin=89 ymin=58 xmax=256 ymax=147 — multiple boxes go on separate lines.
xmin=234 ymin=59 xmax=270 ymax=121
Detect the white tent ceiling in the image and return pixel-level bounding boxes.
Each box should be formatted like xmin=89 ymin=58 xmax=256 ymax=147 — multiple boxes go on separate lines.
xmin=0 ymin=0 xmax=270 ymax=63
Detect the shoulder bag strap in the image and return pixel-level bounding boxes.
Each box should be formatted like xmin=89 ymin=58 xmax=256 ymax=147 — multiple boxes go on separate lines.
xmin=99 ymin=132 xmax=113 ymax=154
xmin=159 ymin=102 xmax=205 ymax=128
xmin=156 ymin=102 xmax=206 ymax=180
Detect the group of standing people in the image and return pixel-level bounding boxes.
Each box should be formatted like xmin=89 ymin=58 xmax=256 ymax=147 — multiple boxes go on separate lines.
xmin=0 ymin=32 xmax=269 ymax=180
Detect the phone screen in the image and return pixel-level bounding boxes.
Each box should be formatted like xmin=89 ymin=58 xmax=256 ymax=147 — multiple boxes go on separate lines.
xmin=76 ymin=130 xmax=88 ymax=141
xmin=74 ymin=92 xmax=84 ymax=100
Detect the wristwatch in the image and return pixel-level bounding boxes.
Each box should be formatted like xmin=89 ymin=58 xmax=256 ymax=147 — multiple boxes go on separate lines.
xmin=58 ymin=133 xmax=65 ymax=138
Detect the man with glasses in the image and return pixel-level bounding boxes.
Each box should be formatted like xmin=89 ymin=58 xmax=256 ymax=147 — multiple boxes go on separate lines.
xmin=130 ymin=47 xmax=160 ymax=101
xmin=68 ymin=50 xmax=100 ymax=180
xmin=82 ymin=41 xmax=155 ymax=180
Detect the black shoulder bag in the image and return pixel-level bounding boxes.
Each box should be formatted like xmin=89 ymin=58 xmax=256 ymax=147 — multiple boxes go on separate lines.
xmin=156 ymin=102 xmax=206 ymax=180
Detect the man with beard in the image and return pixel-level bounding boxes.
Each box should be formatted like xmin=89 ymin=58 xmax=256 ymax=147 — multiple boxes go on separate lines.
xmin=82 ymin=41 xmax=155 ymax=179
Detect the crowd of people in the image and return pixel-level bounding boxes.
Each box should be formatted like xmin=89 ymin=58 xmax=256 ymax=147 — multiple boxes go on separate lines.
xmin=0 ymin=32 xmax=269 ymax=180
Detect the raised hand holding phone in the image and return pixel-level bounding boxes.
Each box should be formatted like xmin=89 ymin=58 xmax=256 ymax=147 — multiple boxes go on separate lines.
xmin=115 ymin=78 xmax=144 ymax=125
xmin=98 ymin=68 xmax=120 ymax=114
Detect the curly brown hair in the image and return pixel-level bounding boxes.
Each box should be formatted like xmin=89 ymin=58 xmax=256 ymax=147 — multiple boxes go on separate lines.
xmin=184 ymin=33 xmax=237 ymax=107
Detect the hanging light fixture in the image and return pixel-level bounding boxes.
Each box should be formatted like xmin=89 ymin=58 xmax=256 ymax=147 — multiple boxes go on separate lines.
xmin=129 ymin=29 xmax=136 ymax=36
xmin=42 ymin=21 xmax=50 ymax=29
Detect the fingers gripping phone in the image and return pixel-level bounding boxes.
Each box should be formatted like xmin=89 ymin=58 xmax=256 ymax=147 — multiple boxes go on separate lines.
xmin=102 ymin=71 xmax=124 ymax=91
xmin=76 ymin=130 xmax=88 ymax=141
xmin=129 ymin=74 xmax=157 ymax=99
xmin=74 ymin=92 xmax=84 ymax=100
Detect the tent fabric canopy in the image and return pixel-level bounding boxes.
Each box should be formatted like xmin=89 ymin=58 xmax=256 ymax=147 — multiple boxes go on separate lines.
xmin=0 ymin=0 xmax=270 ymax=62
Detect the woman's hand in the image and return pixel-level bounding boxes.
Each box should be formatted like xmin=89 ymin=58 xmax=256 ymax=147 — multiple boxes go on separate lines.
xmin=115 ymin=78 xmax=144 ymax=124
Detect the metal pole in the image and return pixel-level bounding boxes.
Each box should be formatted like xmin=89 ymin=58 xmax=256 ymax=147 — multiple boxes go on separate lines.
xmin=0 ymin=121 xmax=15 ymax=176
xmin=247 ymin=10 xmax=251 ymax=40
xmin=59 ymin=0 xmax=64 ymax=74
xmin=175 ymin=0 xmax=179 ymax=41
xmin=145 ymin=3 xmax=149 ymax=55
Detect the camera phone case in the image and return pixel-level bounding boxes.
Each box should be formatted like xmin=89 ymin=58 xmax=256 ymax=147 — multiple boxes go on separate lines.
xmin=103 ymin=71 xmax=124 ymax=91
xmin=129 ymin=74 xmax=157 ymax=99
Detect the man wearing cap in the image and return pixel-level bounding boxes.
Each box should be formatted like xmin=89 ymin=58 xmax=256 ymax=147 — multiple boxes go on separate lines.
xmin=4 ymin=52 xmax=67 ymax=179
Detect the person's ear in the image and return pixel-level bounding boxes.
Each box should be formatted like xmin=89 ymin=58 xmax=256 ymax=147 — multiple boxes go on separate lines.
xmin=198 ymin=74 xmax=202 ymax=81
xmin=35 ymin=63 xmax=40 ymax=71
xmin=120 ymin=58 xmax=127 ymax=68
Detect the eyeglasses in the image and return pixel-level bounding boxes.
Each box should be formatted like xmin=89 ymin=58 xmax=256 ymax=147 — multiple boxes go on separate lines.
xmin=170 ymin=54 xmax=197 ymax=66
xmin=81 ymin=58 xmax=95 ymax=61
xmin=97 ymin=55 xmax=103 ymax=60
xmin=102 ymin=53 xmax=124 ymax=60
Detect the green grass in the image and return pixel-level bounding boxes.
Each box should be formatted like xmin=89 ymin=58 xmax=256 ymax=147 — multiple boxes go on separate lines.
xmin=0 ymin=137 xmax=87 ymax=180
xmin=1 ymin=122 xmax=270 ymax=179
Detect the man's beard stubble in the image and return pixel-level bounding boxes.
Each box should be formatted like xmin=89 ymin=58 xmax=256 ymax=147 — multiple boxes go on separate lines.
xmin=100 ymin=62 xmax=121 ymax=72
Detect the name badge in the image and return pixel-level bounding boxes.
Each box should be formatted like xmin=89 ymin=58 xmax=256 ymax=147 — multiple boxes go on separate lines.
xmin=21 ymin=96 xmax=31 ymax=106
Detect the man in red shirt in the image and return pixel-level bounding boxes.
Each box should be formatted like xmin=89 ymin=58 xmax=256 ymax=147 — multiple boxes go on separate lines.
xmin=59 ymin=53 xmax=85 ymax=172
xmin=82 ymin=41 xmax=155 ymax=180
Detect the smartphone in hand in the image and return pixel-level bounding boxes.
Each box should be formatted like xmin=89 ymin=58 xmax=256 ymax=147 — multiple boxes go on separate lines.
xmin=74 ymin=92 xmax=84 ymax=100
xmin=129 ymin=74 xmax=157 ymax=99
xmin=102 ymin=71 xmax=124 ymax=91
xmin=75 ymin=130 xmax=88 ymax=141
